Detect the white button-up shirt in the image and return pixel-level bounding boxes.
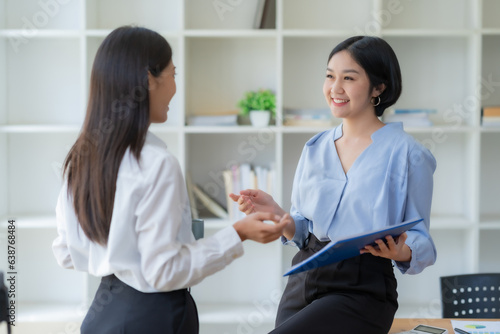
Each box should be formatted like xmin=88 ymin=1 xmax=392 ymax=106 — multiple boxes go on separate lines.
xmin=53 ymin=132 xmax=243 ymax=293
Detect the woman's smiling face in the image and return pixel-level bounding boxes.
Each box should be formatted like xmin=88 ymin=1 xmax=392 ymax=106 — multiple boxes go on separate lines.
xmin=323 ymin=50 xmax=382 ymax=120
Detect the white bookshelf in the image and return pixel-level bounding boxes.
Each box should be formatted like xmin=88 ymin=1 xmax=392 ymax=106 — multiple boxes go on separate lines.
xmin=1 ymin=0 xmax=499 ymax=332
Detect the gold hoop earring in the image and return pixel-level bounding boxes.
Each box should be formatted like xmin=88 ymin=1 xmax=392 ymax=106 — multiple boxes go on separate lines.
xmin=372 ymin=96 xmax=381 ymax=107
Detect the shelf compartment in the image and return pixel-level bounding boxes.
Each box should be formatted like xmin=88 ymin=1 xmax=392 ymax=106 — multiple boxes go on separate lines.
xmin=384 ymin=36 xmax=476 ymax=127
xmin=282 ymin=0 xmax=373 ymax=31
xmin=395 ymin=228 xmax=475 ymax=318
xmin=381 ymin=0 xmax=473 ymax=31
xmin=479 ymin=229 xmax=500 ymax=272
xmin=412 ymin=132 xmax=475 ymax=221
xmin=6 ymin=132 xmax=77 ymax=216
xmin=185 ymin=0 xmax=274 ymax=30
xmin=185 ymin=37 xmax=277 ymax=120
xmin=185 ymin=132 xmax=276 ymax=218
xmin=2 ymin=0 xmax=82 ymax=30
xmin=481 ymin=35 xmax=500 ymax=107
xmin=282 ymin=37 xmax=343 ymax=113
xmin=482 ymin=0 xmax=500 ymax=29
xmin=480 ymin=132 xmax=500 ymax=220
xmin=85 ymin=0 xmax=180 ymax=32
xmin=190 ymin=229 xmax=282 ymax=305
xmin=5 ymin=37 xmax=83 ymax=125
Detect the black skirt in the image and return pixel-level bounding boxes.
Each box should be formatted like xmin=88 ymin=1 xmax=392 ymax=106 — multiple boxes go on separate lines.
xmin=81 ymin=275 xmax=199 ymax=334
xmin=271 ymin=234 xmax=398 ymax=334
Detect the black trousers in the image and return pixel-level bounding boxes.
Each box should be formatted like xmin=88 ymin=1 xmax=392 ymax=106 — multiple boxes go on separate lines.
xmin=271 ymin=234 xmax=398 ymax=334
xmin=81 ymin=275 xmax=199 ymax=334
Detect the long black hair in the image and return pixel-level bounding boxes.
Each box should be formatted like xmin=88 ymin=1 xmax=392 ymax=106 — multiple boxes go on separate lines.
xmin=328 ymin=36 xmax=402 ymax=117
xmin=63 ymin=26 xmax=172 ymax=245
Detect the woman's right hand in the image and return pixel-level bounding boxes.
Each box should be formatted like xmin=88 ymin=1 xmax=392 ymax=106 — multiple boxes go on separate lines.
xmin=229 ymin=189 xmax=286 ymax=216
xmin=233 ymin=212 xmax=292 ymax=244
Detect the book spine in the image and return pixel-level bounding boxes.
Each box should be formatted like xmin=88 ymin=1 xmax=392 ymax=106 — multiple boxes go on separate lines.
xmin=482 ymin=106 xmax=500 ymax=117
xmin=254 ymin=0 xmax=266 ymax=29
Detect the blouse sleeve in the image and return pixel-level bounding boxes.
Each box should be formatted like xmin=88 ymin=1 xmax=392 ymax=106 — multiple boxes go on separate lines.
xmin=52 ymin=183 xmax=75 ymax=269
xmin=135 ymin=154 xmax=244 ymax=291
xmin=395 ymin=144 xmax=437 ymax=275
xmin=281 ymin=144 xmax=311 ymax=249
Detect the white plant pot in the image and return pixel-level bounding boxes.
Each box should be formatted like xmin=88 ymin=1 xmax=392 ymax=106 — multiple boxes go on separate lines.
xmin=249 ymin=110 xmax=271 ymax=127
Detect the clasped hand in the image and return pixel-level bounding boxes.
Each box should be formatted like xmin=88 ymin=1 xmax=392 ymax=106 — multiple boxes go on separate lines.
xmin=230 ymin=189 xmax=295 ymax=241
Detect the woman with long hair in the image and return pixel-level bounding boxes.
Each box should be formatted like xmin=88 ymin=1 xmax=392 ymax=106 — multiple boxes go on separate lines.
xmin=52 ymin=26 xmax=289 ymax=333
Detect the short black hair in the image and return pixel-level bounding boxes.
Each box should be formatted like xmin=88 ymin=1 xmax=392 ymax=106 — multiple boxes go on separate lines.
xmin=328 ymin=36 xmax=402 ymax=117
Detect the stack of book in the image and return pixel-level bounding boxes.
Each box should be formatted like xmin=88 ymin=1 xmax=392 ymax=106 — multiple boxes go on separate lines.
xmin=481 ymin=106 xmax=500 ymax=127
xmin=223 ymin=163 xmax=276 ymax=220
xmin=186 ymin=174 xmax=228 ymax=220
xmin=383 ymin=109 xmax=435 ymax=127
xmin=185 ymin=164 xmax=276 ymax=221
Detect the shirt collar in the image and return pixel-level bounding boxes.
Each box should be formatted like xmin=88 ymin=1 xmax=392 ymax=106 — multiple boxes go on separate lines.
xmin=332 ymin=122 xmax=403 ymax=142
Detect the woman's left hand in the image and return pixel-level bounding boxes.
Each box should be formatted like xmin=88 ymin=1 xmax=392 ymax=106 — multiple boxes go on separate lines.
xmin=360 ymin=232 xmax=412 ymax=262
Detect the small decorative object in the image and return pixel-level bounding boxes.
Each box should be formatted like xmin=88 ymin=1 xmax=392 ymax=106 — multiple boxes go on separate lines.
xmin=237 ymin=89 xmax=276 ymax=127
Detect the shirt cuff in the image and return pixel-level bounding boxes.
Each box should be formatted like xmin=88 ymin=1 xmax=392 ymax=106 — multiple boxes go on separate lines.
xmin=281 ymin=215 xmax=309 ymax=249
xmin=395 ymin=233 xmax=417 ymax=274
xmin=214 ymin=226 xmax=244 ymax=263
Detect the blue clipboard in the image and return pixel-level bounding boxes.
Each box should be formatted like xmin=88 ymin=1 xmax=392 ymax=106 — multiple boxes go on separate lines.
xmin=284 ymin=218 xmax=423 ymax=276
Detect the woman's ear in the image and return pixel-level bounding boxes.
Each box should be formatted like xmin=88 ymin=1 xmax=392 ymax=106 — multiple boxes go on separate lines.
xmin=148 ymin=71 xmax=156 ymax=90
xmin=372 ymin=83 xmax=386 ymax=97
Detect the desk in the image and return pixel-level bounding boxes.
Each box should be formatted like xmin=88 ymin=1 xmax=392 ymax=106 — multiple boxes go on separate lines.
xmin=390 ymin=319 xmax=498 ymax=333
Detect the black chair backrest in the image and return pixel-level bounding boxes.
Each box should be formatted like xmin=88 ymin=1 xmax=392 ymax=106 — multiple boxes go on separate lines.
xmin=441 ymin=273 xmax=500 ymax=318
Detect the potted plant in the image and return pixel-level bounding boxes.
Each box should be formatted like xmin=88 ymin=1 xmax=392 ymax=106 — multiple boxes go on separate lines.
xmin=237 ymin=89 xmax=276 ymax=127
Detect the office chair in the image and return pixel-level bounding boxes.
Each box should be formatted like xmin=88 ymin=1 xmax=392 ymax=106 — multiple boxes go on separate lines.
xmin=0 ymin=272 xmax=11 ymax=334
xmin=441 ymin=273 xmax=500 ymax=319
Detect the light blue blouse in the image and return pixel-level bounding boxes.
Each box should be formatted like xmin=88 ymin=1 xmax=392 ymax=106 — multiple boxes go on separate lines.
xmin=286 ymin=122 xmax=437 ymax=275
